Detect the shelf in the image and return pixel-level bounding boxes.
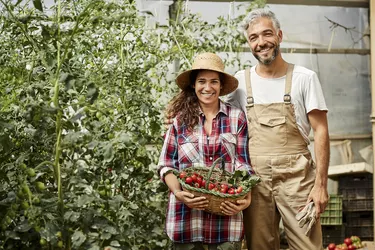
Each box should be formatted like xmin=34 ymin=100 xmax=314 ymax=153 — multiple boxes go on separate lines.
xmin=328 ymin=162 xmax=373 ymax=177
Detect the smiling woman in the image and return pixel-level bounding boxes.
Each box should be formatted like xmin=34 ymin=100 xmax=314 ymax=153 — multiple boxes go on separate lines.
xmin=157 ymin=52 xmax=256 ymax=249
xmin=193 ymin=70 xmax=222 ymax=109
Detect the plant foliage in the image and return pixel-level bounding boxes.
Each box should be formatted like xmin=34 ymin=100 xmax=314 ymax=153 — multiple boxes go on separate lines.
xmin=0 ymin=0 xmax=264 ymax=249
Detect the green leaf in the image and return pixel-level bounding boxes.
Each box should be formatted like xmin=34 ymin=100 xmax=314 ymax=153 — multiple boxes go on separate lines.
xmin=87 ymin=246 xmax=100 ymax=250
xmin=102 ymin=143 xmax=114 ymax=162
xmin=64 ymin=211 xmax=81 ymax=222
xmin=110 ymin=241 xmax=121 ymax=247
xmin=77 ymin=195 xmax=95 ymax=207
xmin=15 ymin=221 xmax=32 ymax=232
xmin=33 ymin=0 xmax=43 ymax=12
xmin=128 ymin=202 xmax=138 ymax=210
xmin=71 ymin=231 xmax=86 ymax=248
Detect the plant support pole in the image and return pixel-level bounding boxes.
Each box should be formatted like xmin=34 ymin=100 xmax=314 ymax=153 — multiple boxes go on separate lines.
xmin=370 ymin=0 xmax=375 ymax=240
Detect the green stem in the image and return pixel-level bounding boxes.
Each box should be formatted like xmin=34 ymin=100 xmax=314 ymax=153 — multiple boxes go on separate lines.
xmin=51 ymin=0 xmax=97 ymax=217
xmin=35 ymin=160 xmax=55 ymax=170
xmin=120 ymin=28 xmax=125 ymax=104
xmin=53 ymin=0 xmax=63 ymax=216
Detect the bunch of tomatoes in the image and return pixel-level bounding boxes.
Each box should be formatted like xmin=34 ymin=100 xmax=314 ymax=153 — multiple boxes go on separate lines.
xmin=179 ymin=171 xmax=244 ymax=195
xmin=327 ymin=236 xmax=364 ymax=250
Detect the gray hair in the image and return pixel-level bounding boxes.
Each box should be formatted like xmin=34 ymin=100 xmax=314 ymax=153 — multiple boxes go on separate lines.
xmin=240 ymin=9 xmax=281 ymax=34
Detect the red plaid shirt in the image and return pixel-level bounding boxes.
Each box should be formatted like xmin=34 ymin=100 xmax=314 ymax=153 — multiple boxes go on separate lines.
xmin=158 ymin=101 xmax=252 ymax=243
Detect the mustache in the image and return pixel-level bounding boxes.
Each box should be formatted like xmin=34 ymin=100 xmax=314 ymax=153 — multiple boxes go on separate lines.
xmin=255 ymin=44 xmax=274 ymax=52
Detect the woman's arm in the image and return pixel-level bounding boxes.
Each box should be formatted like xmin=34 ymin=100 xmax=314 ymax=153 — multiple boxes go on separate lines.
xmin=164 ymin=172 xmax=208 ymax=210
xmin=157 ymin=123 xmax=179 ymax=182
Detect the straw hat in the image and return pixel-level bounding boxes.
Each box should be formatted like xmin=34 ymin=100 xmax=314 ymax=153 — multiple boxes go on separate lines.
xmin=176 ymin=52 xmax=238 ymax=96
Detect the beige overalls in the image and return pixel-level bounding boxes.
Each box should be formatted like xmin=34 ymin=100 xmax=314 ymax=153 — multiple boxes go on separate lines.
xmin=243 ymin=64 xmax=323 ymax=250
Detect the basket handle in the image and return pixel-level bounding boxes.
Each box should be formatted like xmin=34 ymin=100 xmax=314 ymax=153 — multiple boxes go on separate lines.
xmin=204 ymin=157 xmax=224 ymax=189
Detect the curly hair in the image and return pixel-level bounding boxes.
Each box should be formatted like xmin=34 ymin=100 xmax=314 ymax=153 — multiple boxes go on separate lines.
xmin=166 ymin=71 xmax=200 ymax=131
xmin=165 ymin=70 xmax=224 ymax=131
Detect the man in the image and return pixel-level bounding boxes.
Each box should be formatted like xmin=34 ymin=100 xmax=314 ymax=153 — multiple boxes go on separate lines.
xmin=225 ymin=9 xmax=330 ymax=250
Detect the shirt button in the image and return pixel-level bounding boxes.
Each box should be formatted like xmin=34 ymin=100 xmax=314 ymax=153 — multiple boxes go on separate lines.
xmin=209 ymin=157 xmax=213 ymax=160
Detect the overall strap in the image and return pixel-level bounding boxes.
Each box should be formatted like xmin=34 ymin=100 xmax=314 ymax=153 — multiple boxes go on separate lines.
xmin=245 ymin=68 xmax=254 ymax=108
xmin=284 ymin=64 xmax=294 ymax=104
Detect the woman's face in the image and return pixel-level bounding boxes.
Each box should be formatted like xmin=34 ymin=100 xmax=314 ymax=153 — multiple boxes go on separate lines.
xmin=193 ymin=70 xmax=221 ymax=107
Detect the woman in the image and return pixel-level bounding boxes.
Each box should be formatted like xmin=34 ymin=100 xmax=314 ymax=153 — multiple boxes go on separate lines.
xmin=158 ymin=52 xmax=253 ymax=250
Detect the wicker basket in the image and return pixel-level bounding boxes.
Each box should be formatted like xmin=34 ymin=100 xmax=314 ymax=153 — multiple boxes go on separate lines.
xmin=176 ymin=157 xmax=260 ymax=216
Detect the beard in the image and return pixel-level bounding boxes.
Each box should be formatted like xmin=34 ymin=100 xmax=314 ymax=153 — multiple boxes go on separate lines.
xmin=253 ymin=44 xmax=280 ymax=65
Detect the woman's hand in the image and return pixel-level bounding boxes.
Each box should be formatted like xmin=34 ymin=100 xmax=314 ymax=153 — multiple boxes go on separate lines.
xmin=175 ymin=191 xmax=209 ymax=210
xmin=220 ymin=191 xmax=251 ymax=216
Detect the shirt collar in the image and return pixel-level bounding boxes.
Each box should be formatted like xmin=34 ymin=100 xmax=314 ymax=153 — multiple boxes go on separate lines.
xmin=198 ymin=100 xmax=228 ymax=117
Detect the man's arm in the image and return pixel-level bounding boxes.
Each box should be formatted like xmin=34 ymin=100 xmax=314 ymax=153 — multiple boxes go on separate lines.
xmin=224 ymin=88 xmax=244 ymax=110
xmin=307 ymin=109 xmax=330 ymax=217
xmin=222 ymin=71 xmax=247 ymax=112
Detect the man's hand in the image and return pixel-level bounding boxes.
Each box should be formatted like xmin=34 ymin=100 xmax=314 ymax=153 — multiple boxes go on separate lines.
xmin=175 ymin=191 xmax=209 ymax=210
xmin=308 ymin=185 xmax=329 ymax=218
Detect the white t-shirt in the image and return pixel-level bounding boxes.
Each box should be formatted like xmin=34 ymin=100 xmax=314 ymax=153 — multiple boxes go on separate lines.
xmin=225 ymin=65 xmax=328 ymax=144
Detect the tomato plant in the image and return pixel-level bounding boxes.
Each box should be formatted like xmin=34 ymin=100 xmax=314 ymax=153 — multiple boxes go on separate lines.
xmin=0 ymin=0 xmax=264 ymax=248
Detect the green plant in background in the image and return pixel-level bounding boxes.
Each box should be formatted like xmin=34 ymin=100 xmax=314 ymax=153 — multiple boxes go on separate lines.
xmin=0 ymin=0 xmax=264 ymax=249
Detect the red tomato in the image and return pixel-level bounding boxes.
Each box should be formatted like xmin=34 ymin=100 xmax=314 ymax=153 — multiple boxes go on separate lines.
xmin=347 ymin=245 xmax=356 ymax=250
xmin=179 ymin=171 xmax=187 ymax=179
xmin=194 ymin=182 xmax=201 ymax=188
xmin=196 ymin=177 xmax=203 ymax=185
xmin=208 ymin=183 xmax=215 ymax=190
xmin=185 ymin=177 xmax=193 ymax=185
xmin=344 ymin=238 xmax=352 ymax=246
xmin=227 ymin=188 xmax=235 ymax=194
xmin=236 ymin=186 xmax=243 ymax=194
xmin=327 ymin=243 xmax=336 ymax=250
xmin=201 ymin=180 xmax=206 ymax=188
xmin=191 ymin=175 xmax=198 ymax=182
xmin=220 ymin=184 xmax=228 ymax=193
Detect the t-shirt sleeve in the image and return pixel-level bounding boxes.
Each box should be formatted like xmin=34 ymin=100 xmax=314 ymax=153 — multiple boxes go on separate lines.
xmin=305 ymin=72 xmax=328 ymax=114
xmin=222 ymin=71 xmax=247 ymax=112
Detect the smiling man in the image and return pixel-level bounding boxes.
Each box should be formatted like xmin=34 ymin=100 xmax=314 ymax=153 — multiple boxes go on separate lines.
xmin=226 ymin=9 xmax=330 ymax=250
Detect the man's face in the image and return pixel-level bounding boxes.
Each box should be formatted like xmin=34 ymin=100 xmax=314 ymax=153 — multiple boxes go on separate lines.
xmin=246 ymin=17 xmax=281 ymax=65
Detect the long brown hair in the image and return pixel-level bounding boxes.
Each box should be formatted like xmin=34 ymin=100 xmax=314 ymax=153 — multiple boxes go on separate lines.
xmin=166 ymin=70 xmax=200 ymax=131
xmin=166 ymin=70 xmax=224 ymax=131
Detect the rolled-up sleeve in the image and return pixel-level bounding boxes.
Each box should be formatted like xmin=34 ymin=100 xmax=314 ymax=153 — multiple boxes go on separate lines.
xmin=157 ymin=123 xmax=179 ymax=182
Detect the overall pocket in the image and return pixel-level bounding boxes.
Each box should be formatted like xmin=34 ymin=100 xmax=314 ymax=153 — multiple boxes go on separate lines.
xmin=256 ymin=116 xmax=287 ymax=146
xmin=286 ymin=153 xmax=316 ymax=210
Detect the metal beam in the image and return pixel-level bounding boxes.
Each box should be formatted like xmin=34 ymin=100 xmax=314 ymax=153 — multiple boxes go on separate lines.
xmin=279 ymin=48 xmax=370 ymax=54
xmin=161 ymin=0 xmax=369 ymax=7
xmin=266 ymin=0 xmax=369 ymax=8
xmin=369 ymin=0 xmax=375 ymax=241
xmin=226 ymin=47 xmax=370 ymax=54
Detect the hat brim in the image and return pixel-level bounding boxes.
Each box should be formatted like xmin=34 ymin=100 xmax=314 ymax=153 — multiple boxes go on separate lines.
xmin=176 ymin=69 xmax=238 ymax=96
